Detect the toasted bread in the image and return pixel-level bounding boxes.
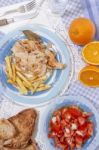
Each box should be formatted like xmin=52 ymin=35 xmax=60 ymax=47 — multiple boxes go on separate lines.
xmin=0 ymin=120 xmax=16 ymax=140
xmin=3 ymin=140 xmax=38 ymax=150
xmin=4 ymin=109 xmax=37 ymax=149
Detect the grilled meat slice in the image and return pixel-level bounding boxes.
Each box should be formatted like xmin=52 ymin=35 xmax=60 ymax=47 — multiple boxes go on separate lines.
xmin=4 ymin=109 xmax=37 ymax=149
xmin=0 ymin=120 xmax=16 ymax=140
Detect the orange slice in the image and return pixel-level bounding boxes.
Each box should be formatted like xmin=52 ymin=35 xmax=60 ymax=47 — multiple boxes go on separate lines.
xmin=78 ymin=66 xmax=99 ymax=87
xmin=82 ymin=41 xmax=99 ymax=65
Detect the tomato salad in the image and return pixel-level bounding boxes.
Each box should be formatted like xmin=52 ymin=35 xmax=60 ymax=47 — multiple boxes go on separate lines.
xmin=48 ymin=105 xmax=94 ymax=150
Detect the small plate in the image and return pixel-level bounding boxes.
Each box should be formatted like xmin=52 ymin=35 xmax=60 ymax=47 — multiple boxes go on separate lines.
xmin=39 ymin=95 xmax=99 ymax=150
xmin=0 ymin=24 xmax=74 ymax=106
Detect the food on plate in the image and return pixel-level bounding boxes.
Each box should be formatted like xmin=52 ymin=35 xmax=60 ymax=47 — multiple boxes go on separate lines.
xmin=0 ymin=109 xmax=38 ymax=150
xmin=5 ymin=30 xmax=65 ymax=95
xmin=3 ymin=140 xmax=37 ymax=150
xmin=48 ymin=105 xmax=94 ymax=150
xmin=69 ymin=17 xmax=96 ymax=45
xmin=78 ymin=65 xmax=99 ymax=87
xmin=0 ymin=120 xmax=16 ymax=140
xmin=23 ymin=30 xmax=42 ymax=42
xmin=82 ymin=41 xmax=99 ymax=65
xmin=4 ymin=109 xmax=37 ymax=148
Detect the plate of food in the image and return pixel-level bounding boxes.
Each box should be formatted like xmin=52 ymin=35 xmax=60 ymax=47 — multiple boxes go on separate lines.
xmin=39 ymin=95 xmax=99 ymax=150
xmin=0 ymin=24 xmax=74 ymax=105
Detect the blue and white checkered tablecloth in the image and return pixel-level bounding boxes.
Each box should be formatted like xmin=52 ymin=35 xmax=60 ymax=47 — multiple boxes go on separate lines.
xmin=0 ymin=0 xmax=28 ymax=7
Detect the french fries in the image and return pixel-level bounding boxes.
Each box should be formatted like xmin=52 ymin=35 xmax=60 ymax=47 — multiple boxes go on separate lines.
xmin=32 ymin=75 xmax=47 ymax=83
xmin=16 ymin=77 xmax=28 ymax=94
xmin=36 ymin=84 xmax=51 ymax=92
xmin=7 ymin=79 xmax=14 ymax=84
xmin=16 ymin=71 xmax=32 ymax=87
xmin=5 ymin=57 xmax=51 ymax=95
xmin=32 ymin=81 xmax=42 ymax=93
xmin=5 ymin=56 xmax=12 ymax=78
xmin=12 ymin=64 xmax=16 ymax=82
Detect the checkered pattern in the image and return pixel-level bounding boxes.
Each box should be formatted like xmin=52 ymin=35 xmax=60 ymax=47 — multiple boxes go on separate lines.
xmin=62 ymin=0 xmax=84 ymax=28
xmin=66 ymin=81 xmax=99 ymax=108
xmin=0 ymin=0 xmax=28 ymax=7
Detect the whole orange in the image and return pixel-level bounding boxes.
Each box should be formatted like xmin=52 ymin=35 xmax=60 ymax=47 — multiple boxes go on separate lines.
xmin=69 ymin=17 xmax=96 ymax=45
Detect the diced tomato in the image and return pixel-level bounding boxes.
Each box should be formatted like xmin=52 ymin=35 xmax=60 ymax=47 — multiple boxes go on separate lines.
xmin=60 ymin=136 xmax=65 ymax=143
xmin=75 ymin=135 xmax=83 ymax=148
xmin=82 ymin=112 xmax=93 ymax=118
xmin=65 ymin=114 xmax=71 ymax=122
xmin=53 ymin=110 xmax=61 ymax=116
xmin=78 ymin=122 xmax=88 ymax=131
xmin=57 ymin=130 xmax=64 ymax=137
xmin=61 ymin=108 xmax=72 ymax=121
xmin=48 ymin=132 xmax=56 ymax=138
xmin=87 ymin=122 xmax=94 ymax=136
xmin=70 ymin=142 xmax=75 ymax=149
xmin=64 ymin=146 xmax=69 ymax=150
xmin=50 ymin=122 xmax=61 ymax=133
xmin=61 ymin=120 xmax=68 ymax=128
xmin=76 ymin=130 xmax=84 ymax=137
xmin=67 ymin=106 xmax=82 ymax=118
xmin=66 ymin=137 xmax=72 ymax=145
xmin=56 ymin=143 xmax=66 ymax=149
xmin=56 ymin=115 xmax=61 ymax=122
xmin=48 ymin=106 xmax=94 ymax=150
xmin=78 ymin=116 xmax=86 ymax=126
xmin=77 ymin=122 xmax=88 ymax=137
xmin=66 ymin=137 xmax=75 ymax=149
xmin=64 ymin=127 xmax=71 ymax=138
xmin=83 ymin=122 xmax=94 ymax=141
xmin=71 ymin=122 xmax=78 ymax=130
xmin=54 ymin=137 xmax=66 ymax=149
xmin=61 ymin=108 xmax=68 ymax=119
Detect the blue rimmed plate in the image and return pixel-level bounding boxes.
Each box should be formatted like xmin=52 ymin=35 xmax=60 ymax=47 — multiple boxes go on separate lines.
xmin=39 ymin=95 xmax=99 ymax=150
xmin=0 ymin=24 xmax=74 ymax=106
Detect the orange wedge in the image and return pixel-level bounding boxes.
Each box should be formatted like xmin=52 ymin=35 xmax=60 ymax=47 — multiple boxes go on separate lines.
xmin=82 ymin=41 xmax=99 ymax=65
xmin=79 ymin=66 xmax=99 ymax=87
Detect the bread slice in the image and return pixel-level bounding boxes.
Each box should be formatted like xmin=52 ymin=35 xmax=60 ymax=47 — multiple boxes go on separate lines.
xmin=4 ymin=109 xmax=37 ymax=149
xmin=3 ymin=140 xmax=38 ymax=150
xmin=0 ymin=119 xmax=16 ymax=140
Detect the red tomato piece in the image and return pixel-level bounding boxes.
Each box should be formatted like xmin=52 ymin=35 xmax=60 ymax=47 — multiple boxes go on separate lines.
xmin=48 ymin=106 xmax=94 ymax=150
xmin=50 ymin=122 xmax=61 ymax=133
xmin=84 ymin=122 xmax=94 ymax=141
xmin=64 ymin=146 xmax=69 ymax=150
xmin=61 ymin=120 xmax=68 ymax=128
xmin=70 ymin=142 xmax=75 ymax=149
xmin=87 ymin=122 xmax=94 ymax=136
xmin=75 ymin=135 xmax=83 ymax=148
xmin=67 ymin=106 xmax=82 ymax=118
xmin=78 ymin=116 xmax=86 ymax=126
xmin=76 ymin=130 xmax=84 ymax=137
xmin=53 ymin=110 xmax=61 ymax=116
xmin=57 ymin=130 xmax=64 ymax=138
xmin=61 ymin=108 xmax=68 ymax=119
xmin=61 ymin=108 xmax=71 ymax=122
xmin=48 ymin=132 xmax=56 ymax=138
xmin=56 ymin=115 xmax=61 ymax=123
xmin=82 ymin=112 xmax=93 ymax=118
xmin=66 ymin=137 xmax=75 ymax=149
xmin=78 ymin=122 xmax=88 ymax=131
xmin=64 ymin=127 xmax=71 ymax=138
xmin=54 ymin=137 xmax=66 ymax=149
